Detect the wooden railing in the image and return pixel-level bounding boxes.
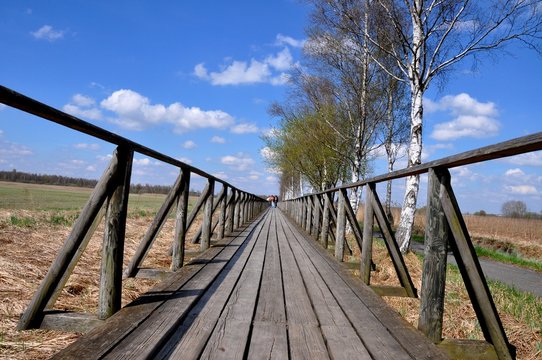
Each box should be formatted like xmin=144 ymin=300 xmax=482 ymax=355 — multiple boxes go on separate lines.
xmin=280 ymin=131 xmax=542 ymax=360
xmin=0 ymin=86 xmax=266 ymax=331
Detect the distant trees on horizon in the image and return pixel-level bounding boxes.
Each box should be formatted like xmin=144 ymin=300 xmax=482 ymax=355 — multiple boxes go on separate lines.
xmin=0 ymin=169 xmax=202 ymax=196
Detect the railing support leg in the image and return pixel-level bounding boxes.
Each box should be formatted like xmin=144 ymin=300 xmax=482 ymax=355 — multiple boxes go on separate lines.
xmin=171 ymin=169 xmax=191 ymax=271
xmin=98 ymin=146 xmax=133 ymax=320
xmin=361 ymin=185 xmax=374 ymax=284
xmin=201 ymin=179 xmax=215 ymax=251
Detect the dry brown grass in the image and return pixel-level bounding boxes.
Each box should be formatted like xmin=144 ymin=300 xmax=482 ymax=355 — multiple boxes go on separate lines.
xmin=0 ymin=209 xmax=203 ymax=359
xmin=349 ymin=239 xmax=541 ymax=360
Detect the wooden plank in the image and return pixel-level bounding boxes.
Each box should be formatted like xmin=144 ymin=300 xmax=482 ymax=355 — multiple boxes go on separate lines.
xmin=248 ymin=211 xmax=288 ymax=359
xmin=312 ymin=194 xmax=322 ymax=239
xmin=275 ymin=211 xmax=329 ymax=359
xmin=40 ymin=311 xmax=104 ymax=333
xmin=101 ymin=216 xmax=265 ymax=359
xmin=418 ymin=168 xmax=450 ymax=342
xmin=438 ymin=339 xmax=499 ymax=360
xmin=439 ymin=168 xmax=514 ymax=360
xmin=369 ymin=184 xmax=417 ymax=298
xmin=370 ymin=286 xmax=408 ymax=297
xmin=281 ymin=212 xmax=372 ymax=359
xmin=198 ymin=209 xmax=269 ymax=359
xmin=18 ymin=147 xmax=122 ymax=330
xmin=133 ymin=268 xmax=170 ymax=280
xmin=52 ymin=222 xmax=261 ymax=359
xmin=154 ymin=210 xmax=270 ymax=359
xmin=305 ymin=195 xmax=313 ymax=232
xmin=280 ymin=211 xmax=447 ymax=360
xmin=226 ymin=189 xmax=235 ymax=234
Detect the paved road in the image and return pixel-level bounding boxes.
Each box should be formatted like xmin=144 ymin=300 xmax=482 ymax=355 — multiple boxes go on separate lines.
xmin=411 ymin=243 xmax=542 ymax=297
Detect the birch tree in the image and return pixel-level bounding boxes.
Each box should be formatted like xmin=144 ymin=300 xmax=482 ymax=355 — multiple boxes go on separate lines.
xmin=367 ymin=0 xmax=542 ymax=252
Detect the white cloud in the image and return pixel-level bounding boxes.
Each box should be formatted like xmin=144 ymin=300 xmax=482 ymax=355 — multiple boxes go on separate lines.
xmin=429 ymin=93 xmax=500 ymax=141
xmin=182 ymin=140 xmax=197 ymax=149
xmin=210 ymin=136 xmax=226 ymax=144
xmin=133 ymin=158 xmax=151 ymax=166
xmin=74 ymin=143 xmax=100 ymax=150
xmin=212 ymin=171 xmax=229 ymax=180
xmin=0 ymin=142 xmax=33 ymax=156
xmin=221 ymin=153 xmax=255 ymax=171
xmin=231 ymin=123 xmax=259 ymax=134
xmin=0 ymin=129 xmax=3 ymax=136
xmin=275 ymin=34 xmax=306 ymax=48
xmin=63 ymin=94 xmax=102 ymax=121
xmin=505 ymin=185 xmax=538 ymax=195
xmin=100 ymin=89 xmax=234 ymax=132
xmin=194 ymin=48 xmax=295 ymax=86
xmin=505 ymin=151 xmax=542 ymax=167
xmin=0 ymin=104 xmax=6 ymax=111
xmin=505 ymin=168 xmax=525 ymax=177
xmin=86 ymin=165 xmax=97 ymax=172
xmin=31 ymin=25 xmax=64 ymax=41
xmin=260 ymin=147 xmax=274 ymax=161
xmin=248 ymin=170 xmax=262 ymax=180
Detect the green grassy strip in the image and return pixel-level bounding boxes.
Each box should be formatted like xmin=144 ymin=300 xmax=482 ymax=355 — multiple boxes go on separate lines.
xmin=412 ymin=234 xmax=541 ymax=272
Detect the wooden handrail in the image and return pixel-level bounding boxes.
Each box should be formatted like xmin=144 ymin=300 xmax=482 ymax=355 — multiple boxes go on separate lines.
xmin=0 ymin=85 xmax=247 ymax=193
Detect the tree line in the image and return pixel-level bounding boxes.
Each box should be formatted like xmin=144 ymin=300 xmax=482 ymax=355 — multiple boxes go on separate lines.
xmin=264 ymin=0 xmax=542 ymax=253
xmin=0 ymin=169 xmax=202 ymax=196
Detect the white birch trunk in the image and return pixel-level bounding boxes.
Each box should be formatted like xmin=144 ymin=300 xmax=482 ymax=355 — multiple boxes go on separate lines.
xmin=396 ymin=1 xmax=424 ymax=253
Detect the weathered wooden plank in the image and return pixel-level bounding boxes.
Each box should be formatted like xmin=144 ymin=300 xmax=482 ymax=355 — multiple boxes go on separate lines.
xmin=40 ymin=311 xmax=104 ymax=333
xmin=282 ymin=212 xmax=372 ymax=359
xmin=226 ymin=189 xmax=235 ymax=234
xmin=312 ymin=195 xmax=321 ymax=239
xmin=369 ymin=183 xmax=417 ymax=298
xmin=280 ymin=211 xmax=447 ymax=360
xmin=248 ymin=211 xmax=288 ymax=359
xmin=198 ymin=210 xmax=269 ymax=359
xmin=133 ymin=268 xmax=170 ymax=280
xmin=155 ymin=210 xmax=270 ymax=359
xmin=341 ymin=187 xmax=364 ymax=252
xmin=102 ymin=216 xmax=266 ymax=359
xmin=218 ymin=186 xmax=228 ymax=239
xmin=200 ymin=179 xmax=215 ymax=251
xmin=52 ymin=223 xmax=259 ymax=359
xmin=18 ymin=147 xmax=123 ymax=330
xmin=275 ymin=211 xmax=329 ymax=359
xmin=439 ymin=168 xmax=514 ymax=360
xmin=418 ymin=168 xmax=450 ymax=342
xmin=370 ymin=285 xmax=408 ymax=297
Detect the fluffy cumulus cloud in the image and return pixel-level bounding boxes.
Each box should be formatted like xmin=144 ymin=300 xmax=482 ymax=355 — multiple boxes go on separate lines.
xmin=99 ymin=89 xmax=234 ymax=132
xmin=220 ymin=153 xmax=255 ymax=171
xmin=194 ymin=48 xmax=295 ymax=86
xmin=31 ymin=25 xmax=64 ymax=41
xmin=429 ymin=93 xmax=500 ymax=141
xmin=63 ymin=94 xmax=103 ymax=121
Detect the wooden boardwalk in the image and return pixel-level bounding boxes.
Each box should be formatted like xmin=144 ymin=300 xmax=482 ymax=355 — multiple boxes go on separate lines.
xmin=54 ymin=209 xmax=446 ymax=359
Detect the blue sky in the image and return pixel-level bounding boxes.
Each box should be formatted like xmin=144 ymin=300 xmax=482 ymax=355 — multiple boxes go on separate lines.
xmin=1 ymin=1 xmax=541 ymax=214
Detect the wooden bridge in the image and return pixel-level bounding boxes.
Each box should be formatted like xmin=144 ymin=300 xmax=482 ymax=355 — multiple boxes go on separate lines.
xmin=2 ymin=85 xmax=541 ymax=359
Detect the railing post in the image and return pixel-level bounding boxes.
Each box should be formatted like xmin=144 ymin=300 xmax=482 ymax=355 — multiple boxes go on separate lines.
xmin=234 ymin=192 xmax=242 ymax=229
xmin=305 ymin=196 xmax=313 ymax=232
xmin=418 ymin=168 xmax=450 ymax=341
xmin=218 ymin=186 xmax=228 ymax=240
xmin=335 ymin=189 xmax=347 ymax=261
xmin=171 ymin=169 xmax=191 ymax=271
xmin=226 ymin=189 xmax=235 ymax=234
xmin=360 ymin=184 xmax=374 ymax=284
xmin=320 ymin=192 xmax=331 ymax=248
xmin=301 ymin=197 xmax=307 ymax=229
xmin=312 ymin=195 xmax=321 ymax=239
xmin=98 ymin=146 xmax=133 ymax=320
xmin=201 ymin=179 xmax=215 ymax=251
